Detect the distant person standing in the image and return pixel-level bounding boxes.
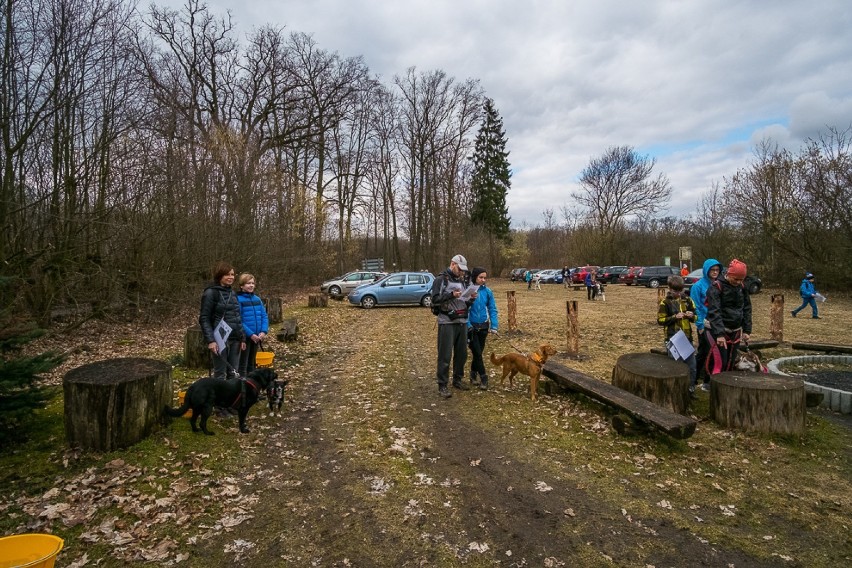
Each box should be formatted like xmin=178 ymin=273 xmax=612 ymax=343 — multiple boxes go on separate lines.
xmin=562 ymin=266 xmax=571 ymax=289
xmin=791 ymin=273 xmax=821 ymax=319
xmin=690 ymin=258 xmax=722 ymax=390
xmin=680 ymin=264 xmax=689 ymax=277
xmin=705 ymin=259 xmax=752 ymax=377
xmin=584 ymin=270 xmax=597 ymax=300
xmin=467 ymin=267 xmax=498 ymax=390
xmin=431 ymin=254 xmax=476 ymax=399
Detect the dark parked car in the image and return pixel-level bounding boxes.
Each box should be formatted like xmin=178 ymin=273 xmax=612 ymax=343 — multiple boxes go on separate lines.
xmin=510 ymin=268 xmax=527 ymax=282
xmin=537 ymin=269 xmax=564 ymax=284
xmin=683 ymin=268 xmax=762 ymax=294
xmin=598 ymin=266 xmax=628 ymax=284
xmin=635 ymin=265 xmax=679 ymax=288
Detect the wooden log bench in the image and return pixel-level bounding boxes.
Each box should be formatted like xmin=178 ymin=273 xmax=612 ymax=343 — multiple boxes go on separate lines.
xmin=710 ymin=372 xmax=805 ymax=436
xmin=542 ymin=361 xmax=697 ymax=439
xmin=612 ymin=353 xmax=690 ymax=414
xmin=64 ymin=358 xmax=172 ymax=451
xmin=790 ymin=342 xmax=852 ymax=354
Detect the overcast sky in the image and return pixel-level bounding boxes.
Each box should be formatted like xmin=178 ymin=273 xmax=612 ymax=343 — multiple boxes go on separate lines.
xmin=160 ymin=0 xmax=852 ymax=227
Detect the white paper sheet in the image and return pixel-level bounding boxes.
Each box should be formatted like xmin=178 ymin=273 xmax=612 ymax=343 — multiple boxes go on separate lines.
xmin=213 ymin=318 xmax=233 ymax=354
xmin=460 ymin=284 xmax=480 ymax=301
xmin=666 ymin=329 xmax=695 ymax=360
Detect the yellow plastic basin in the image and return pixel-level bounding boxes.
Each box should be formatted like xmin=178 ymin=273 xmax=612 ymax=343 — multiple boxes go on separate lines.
xmin=255 ymin=351 xmax=274 ymax=367
xmin=0 ymin=533 xmax=64 ymax=568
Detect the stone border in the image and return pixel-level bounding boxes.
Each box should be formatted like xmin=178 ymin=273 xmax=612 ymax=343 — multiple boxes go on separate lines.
xmin=767 ymin=355 xmax=852 ymax=414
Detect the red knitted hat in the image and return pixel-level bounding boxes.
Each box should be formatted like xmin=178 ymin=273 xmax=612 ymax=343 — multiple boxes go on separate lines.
xmin=727 ymin=259 xmax=747 ymax=279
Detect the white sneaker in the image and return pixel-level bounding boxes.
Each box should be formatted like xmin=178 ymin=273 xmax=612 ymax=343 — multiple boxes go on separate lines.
xmin=700 ymin=383 xmax=710 ymax=392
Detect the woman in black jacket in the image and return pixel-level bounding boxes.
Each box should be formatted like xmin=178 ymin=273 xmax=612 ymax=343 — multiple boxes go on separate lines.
xmin=199 ymin=261 xmax=246 ymax=379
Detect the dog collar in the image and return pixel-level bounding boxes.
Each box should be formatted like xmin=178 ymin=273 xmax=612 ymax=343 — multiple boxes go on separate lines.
xmin=530 ymin=352 xmax=543 ymax=364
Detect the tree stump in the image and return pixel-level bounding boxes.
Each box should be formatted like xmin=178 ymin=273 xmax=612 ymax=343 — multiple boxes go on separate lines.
xmin=183 ymin=325 xmax=209 ymax=369
xmin=276 ymin=318 xmax=299 ymax=342
xmin=565 ymin=300 xmax=579 ymax=354
xmin=64 ymin=358 xmax=172 ymax=452
xmin=506 ymin=291 xmax=517 ymax=331
xmin=710 ymin=372 xmax=805 ymax=435
xmin=769 ymin=294 xmax=784 ymax=342
xmin=308 ymin=294 xmax=328 ymax=308
xmin=612 ymin=353 xmax=690 ymax=414
xmin=265 ymin=296 xmax=284 ymax=323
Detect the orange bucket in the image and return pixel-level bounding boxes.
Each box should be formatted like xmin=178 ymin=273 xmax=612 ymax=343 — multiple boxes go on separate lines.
xmin=255 ymin=351 xmax=274 ymax=367
xmin=0 ymin=533 xmax=64 ymax=568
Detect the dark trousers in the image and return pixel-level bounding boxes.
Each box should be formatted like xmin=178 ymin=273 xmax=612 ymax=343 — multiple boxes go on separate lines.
xmin=587 ymin=285 xmax=596 ymax=300
xmin=212 ymin=341 xmax=242 ymax=379
xmin=696 ymin=328 xmax=713 ymax=384
xmin=792 ymin=297 xmax=818 ymax=317
xmin=436 ymin=323 xmax=468 ymax=387
xmin=707 ymin=329 xmax=743 ymax=376
xmin=239 ymin=340 xmax=260 ymax=376
xmin=468 ymin=327 xmax=490 ymax=383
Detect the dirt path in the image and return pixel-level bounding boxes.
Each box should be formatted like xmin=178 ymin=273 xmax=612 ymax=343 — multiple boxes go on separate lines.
xmin=191 ymin=305 xmax=786 ymax=567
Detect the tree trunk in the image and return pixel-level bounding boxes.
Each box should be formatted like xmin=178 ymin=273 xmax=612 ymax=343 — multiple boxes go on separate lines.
xmin=770 ymin=294 xmax=784 ymax=342
xmin=184 ymin=325 xmax=209 ymax=369
xmin=64 ymin=358 xmax=172 ymax=451
xmin=565 ymin=300 xmax=579 ymax=354
xmin=710 ymin=372 xmax=805 ymax=435
xmin=506 ymin=291 xmax=517 ymax=331
xmin=612 ymin=353 xmax=690 ymax=415
xmin=276 ymin=318 xmax=299 ymax=342
xmin=308 ymin=294 xmax=328 ymax=308
xmin=264 ymin=297 xmax=283 ymax=324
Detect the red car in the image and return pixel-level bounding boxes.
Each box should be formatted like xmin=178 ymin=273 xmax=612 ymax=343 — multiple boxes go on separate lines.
xmin=618 ymin=266 xmax=643 ymax=286
xmin=571 ymin=265 xmax=600 ymax=284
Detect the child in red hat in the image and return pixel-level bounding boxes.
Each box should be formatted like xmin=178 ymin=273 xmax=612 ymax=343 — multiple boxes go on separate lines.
xmin=704 ymin=259 xmax=752 ymax=376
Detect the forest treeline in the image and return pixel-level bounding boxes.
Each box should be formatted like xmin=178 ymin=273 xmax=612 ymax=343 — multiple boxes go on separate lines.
xmin=2 ymin=0 xmax=849 ymax=324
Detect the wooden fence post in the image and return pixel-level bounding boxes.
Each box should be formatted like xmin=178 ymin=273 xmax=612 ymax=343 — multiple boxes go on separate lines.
xmin=770 ymin=294 xmax=784 ymax=342
xmin=566 ymin=300 xmax=579 ymax=354
xmin=506 ymin=290 xmax=517 ymax=331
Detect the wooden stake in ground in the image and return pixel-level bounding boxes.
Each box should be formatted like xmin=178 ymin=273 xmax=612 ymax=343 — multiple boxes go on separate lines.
xmin=770 ymin=294 xmax=784 ymax=342
xmin=506 ymin=290 xmax=517 ymax=331
xmin=565 ymin=300 xmax=579 ymax=354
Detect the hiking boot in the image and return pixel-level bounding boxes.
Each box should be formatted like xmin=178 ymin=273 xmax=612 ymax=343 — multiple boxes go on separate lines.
xmin=470 ymin=376 xmax=480 ymax=386
xmin=479 ymin=381 xmax=488 ymax=391
xmin=452 ymin=381 xmax=470 ymax=391
xmin=812 ymin=316 xmax=822 ymax=319
xmin=791 ymin=311 xmax=797 ymax=317
xmin=439 ymin=386 xmax=452 ymax=399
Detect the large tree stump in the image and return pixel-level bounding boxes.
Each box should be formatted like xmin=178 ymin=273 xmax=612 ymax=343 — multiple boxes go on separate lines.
xmin=308 ymin=294 xmax=328 ymax=308
xmin=710 ymin=372 xmax=805 ymax=435
xmin=64 ymin=358 xmax=172 ymax=451
xmin=265 ymin=296 xmax=284 ymax=323
xmin=183 ymin=325 xmax=209 ymax=369
xmin=506 ymin=291 xmax=517 ymax=331
xmin=612 ymin=353 xmax=690 ymax=414
xmin=276 ymin=318 xmax=299 ymax=342
xmin=565 ymin=300 xmax=579 ymax=354
xmin=769 ymin=294 xmax=784 ymax=342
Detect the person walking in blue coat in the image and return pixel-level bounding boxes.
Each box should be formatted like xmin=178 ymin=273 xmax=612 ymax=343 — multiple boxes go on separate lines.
xmin=690 ymin=258 xmax=722 ymax=390
xmin=791 ymin=273 xmax=821 ymax=319
xmin=237 ymin=273 xmax=270 ymax=376
xmin=467 ymin=267 xmax=498 ymax=390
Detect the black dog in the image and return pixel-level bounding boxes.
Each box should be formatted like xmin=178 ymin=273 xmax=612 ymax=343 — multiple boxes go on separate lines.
xmin=165 ymin=368 xmax=277 ymax=435
xmin=267 ymin=379 xmax=288 ymax=415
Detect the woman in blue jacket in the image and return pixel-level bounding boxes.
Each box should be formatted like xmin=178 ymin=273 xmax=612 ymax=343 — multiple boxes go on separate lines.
xmin=467 ymin=267 xmax=498 ymax=389
xmin=791 ymin=273 xmax=820 ymax=319
xmin=237 ymin=273 xmax=270 ymax=376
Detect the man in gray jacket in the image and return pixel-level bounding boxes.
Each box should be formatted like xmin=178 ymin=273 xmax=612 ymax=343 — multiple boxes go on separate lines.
xmin=431 ymin=254 xmax=477 ymax=398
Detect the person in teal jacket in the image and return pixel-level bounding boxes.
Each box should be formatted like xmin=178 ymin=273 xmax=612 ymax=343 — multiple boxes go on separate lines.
xmin=467 ymin=267 xmax=498 ymax=389
xmin=690 ymin=258 xmax=722 ymax=390
xmin=791 ymin=273 xmax=820 ymax=319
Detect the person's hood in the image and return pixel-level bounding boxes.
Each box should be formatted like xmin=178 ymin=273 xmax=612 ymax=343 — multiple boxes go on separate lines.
xmin=701 ymin=258 xmax=722 ymax=280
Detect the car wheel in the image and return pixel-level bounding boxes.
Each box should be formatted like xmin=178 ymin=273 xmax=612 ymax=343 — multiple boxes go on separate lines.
xmin=421 ymin=294 xmax=432 ymax=307
xmin=329 ymin=285 xmax=341 ymax=296
xmin=360 ymin=296 xmax=377 ymax=309
xmin=649 ymin=279 xmax=660 ymax=288
xmin=748 ymin=282 xmax=761 ymax=294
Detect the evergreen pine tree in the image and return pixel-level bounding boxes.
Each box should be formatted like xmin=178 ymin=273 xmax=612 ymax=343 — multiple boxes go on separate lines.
xmin=470 ymin=98 xmax=512 ymax=268
xmin=0 ymin=276 xmax=63 ymax=443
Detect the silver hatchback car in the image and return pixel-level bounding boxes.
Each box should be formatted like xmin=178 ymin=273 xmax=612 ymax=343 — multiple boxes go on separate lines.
xmin=320 ymin=270 xmax=386 ymax=296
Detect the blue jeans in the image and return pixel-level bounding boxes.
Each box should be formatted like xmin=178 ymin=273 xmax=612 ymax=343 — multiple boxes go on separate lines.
xmin=792 ymin=297 xmax=818 ymax=317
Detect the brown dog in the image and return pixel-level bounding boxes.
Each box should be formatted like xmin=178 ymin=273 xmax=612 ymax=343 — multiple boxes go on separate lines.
xmin=490 ymin=344 xmax=557 ymax=401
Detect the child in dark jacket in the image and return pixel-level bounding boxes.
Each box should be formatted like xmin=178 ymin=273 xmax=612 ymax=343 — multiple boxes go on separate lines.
xmin=658 ymin=275 xmax=698 ymax=395
xmin=705 ymin=259 xmax=752 ymax=376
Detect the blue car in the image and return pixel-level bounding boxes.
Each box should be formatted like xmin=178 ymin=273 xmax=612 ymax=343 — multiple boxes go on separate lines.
xmin=347 ymin=272 xmax=435 ymax=309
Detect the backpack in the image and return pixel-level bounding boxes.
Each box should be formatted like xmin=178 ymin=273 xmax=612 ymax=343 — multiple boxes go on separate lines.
xmin=430 ymin=273 xmax=448 ymax=315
